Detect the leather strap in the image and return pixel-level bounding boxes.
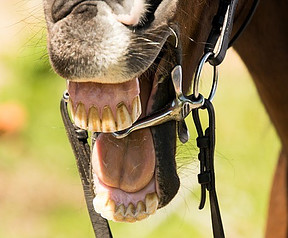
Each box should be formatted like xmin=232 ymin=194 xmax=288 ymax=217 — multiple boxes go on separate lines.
xmin=205 ymin=0 xmax=238 ymax=66
xmin=192 ymin=100 xmax=225 ymax=238
xmin=60 ymin=98 xmax=113 ymax=238
xmin=206 ymin=0 xmax=259 ymax=65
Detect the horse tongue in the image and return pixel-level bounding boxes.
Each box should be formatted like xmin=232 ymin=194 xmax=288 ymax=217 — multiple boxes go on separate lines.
xmin=92 ymin=129 xmax=155 ymax=193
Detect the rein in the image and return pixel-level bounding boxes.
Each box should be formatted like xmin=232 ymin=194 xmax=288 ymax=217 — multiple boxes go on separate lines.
xmin=59 ymin=0 xmax=259 ymax=237
xmin=60 ymin=95 xmax=113 ymax=238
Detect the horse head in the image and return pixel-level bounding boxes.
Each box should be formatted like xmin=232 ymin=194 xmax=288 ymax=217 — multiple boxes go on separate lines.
xmin=43 ymin=0 xmax=220 ymax=222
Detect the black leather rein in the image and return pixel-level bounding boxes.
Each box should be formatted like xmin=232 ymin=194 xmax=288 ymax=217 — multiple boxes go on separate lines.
xmin=60 ymin=94 xmax=113 ymax=238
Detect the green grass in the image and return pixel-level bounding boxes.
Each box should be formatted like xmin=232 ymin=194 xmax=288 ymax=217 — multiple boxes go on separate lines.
xmin=0 ymin=21 xmax=280 ymax=238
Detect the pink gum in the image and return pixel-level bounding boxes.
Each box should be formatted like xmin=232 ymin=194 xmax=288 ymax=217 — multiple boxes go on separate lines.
xmin=67 ymin=78 xmax=140 ymax=119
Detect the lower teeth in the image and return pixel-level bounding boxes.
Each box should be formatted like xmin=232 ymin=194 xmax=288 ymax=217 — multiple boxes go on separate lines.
xmin=92 ymin=192 xmax=159 ymax=223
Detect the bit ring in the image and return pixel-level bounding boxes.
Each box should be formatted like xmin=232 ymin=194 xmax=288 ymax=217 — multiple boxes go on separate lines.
xmin=193 ymin=52 xmax=218 ymax=102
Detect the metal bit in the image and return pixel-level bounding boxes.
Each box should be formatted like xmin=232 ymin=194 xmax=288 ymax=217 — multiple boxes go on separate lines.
xmin=112 ymin=65 xmax=204 ymax=140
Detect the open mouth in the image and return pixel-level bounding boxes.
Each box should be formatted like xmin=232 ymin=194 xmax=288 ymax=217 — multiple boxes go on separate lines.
xmin=45 ymin=0 xmax=180 ymax=223
xmin=66 ymin=37 xmax=178 ymax=222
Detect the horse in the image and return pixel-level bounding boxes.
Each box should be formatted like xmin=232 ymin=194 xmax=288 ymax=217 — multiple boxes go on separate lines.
xmin=43 ymin=0 xmax=288 ymax=237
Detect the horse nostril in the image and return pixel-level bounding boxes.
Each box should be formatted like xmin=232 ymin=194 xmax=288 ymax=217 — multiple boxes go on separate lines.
xmin=52 ymin=0 xmax=84 ymax=22
xmin=51 ymin=0 xmax=97 ymax=22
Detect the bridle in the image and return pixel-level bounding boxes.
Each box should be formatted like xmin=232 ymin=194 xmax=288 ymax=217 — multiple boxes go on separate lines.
xmin=60 ymin=0 xmax=259 ymax=237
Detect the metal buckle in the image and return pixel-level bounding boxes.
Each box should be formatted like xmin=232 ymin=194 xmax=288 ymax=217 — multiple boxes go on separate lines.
xmin=205 ymin=0 xmax=238 ymax=66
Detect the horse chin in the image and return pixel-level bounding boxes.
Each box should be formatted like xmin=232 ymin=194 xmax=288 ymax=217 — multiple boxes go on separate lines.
xmin=66 ymin=41 xmax=180 ymax=223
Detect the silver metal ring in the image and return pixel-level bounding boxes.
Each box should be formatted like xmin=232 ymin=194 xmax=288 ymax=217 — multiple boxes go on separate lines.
xmin=63 ymin=90 xmax=70 ymax=102
xmin=208 ymin=65 xmax=218 ymax=102
xmin=193 ymin=52 xmax=218 ymax=101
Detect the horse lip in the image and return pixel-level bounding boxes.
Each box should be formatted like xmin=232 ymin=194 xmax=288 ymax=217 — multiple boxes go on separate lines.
xmin=146 ymin=42 xmax=180 ymax=207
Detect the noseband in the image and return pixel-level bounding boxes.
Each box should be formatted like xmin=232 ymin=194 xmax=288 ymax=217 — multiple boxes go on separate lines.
xmin=60 ymin=0 xmax=259 ymax=237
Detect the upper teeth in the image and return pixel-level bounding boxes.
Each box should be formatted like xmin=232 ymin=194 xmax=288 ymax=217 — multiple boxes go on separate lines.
xmin=88 ymin=106 xmax=101 ymax=131
xmin=93 ymin=192 xmax=159 ymax=223
xmin=70 ymin=95 xmax=141 ymax=132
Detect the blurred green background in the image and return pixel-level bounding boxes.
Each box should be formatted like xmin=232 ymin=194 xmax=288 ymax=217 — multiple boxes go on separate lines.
xmin=0 ymin=1 xmax=280 ymax=237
